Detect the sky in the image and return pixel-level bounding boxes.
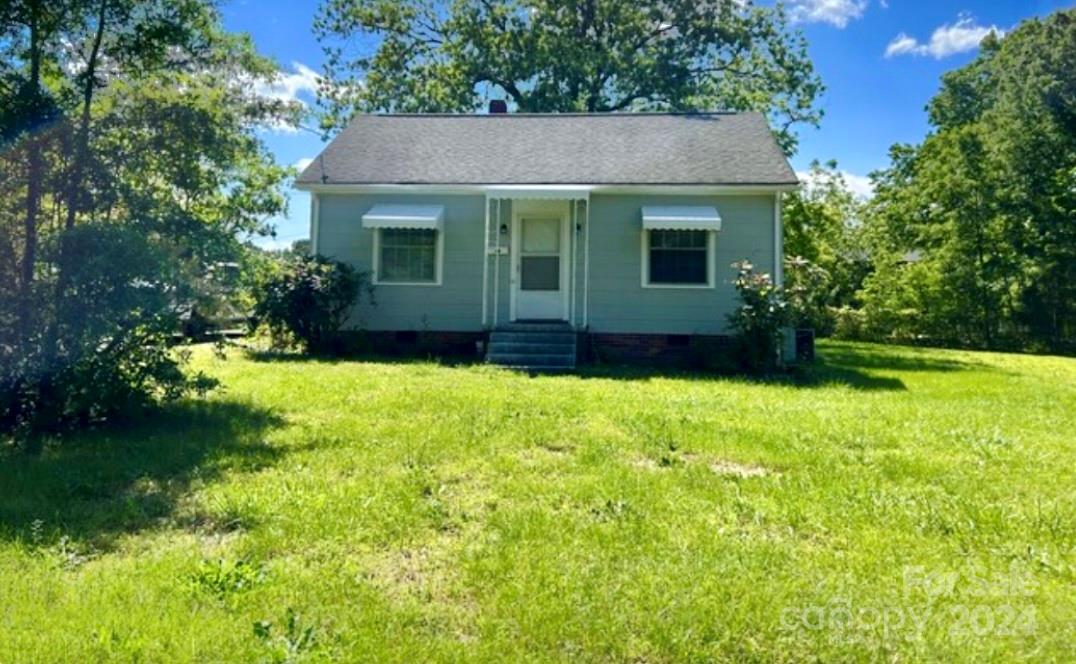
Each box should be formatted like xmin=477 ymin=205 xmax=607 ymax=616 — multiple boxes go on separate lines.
xmin=219 ymin=0 xmax=1073 ymax=249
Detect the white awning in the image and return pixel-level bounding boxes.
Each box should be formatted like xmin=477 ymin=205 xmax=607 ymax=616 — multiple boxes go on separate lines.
xmin=485 ymin=185 xmax=592 ymax=200
xmin=361 ymin=204 xmax=444 ymax=230
xmin=641 ymin=206 xmax=722 ymax=231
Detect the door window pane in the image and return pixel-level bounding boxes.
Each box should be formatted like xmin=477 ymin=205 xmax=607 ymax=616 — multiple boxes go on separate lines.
xmin=522 ymin=218 xmax=559 ymax=253
xmin=648 ymin=230 xmax=708 ymax=285
xmin=521 ymin=256 xmax=559 ymax=290
xmin=379 ymin=228 xmax=437 ymax=282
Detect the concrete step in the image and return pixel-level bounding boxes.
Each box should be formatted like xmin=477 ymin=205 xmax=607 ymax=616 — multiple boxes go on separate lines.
xmin=489 ymin=331 xmax=576 ymax=345
xmin=488 ymin=341 xmax=575 ymax=355
xmin=496 ymin=322 xmax=575 ymax=332
xmin=487 ymin=323 xmax=578 ymax=369
xmin=498 ymin=365 xmax=576 ymax=373
xmin=487 ymin=353 xmax=577 ymax=368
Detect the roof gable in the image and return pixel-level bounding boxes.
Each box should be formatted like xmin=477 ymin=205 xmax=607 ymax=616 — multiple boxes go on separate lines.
xmin=298 ymin=112 xmax=797 ymax=187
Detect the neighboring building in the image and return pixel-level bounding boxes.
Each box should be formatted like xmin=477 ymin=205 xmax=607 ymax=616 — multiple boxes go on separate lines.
xmin=296 ymin=109 xmax=797 ymax=368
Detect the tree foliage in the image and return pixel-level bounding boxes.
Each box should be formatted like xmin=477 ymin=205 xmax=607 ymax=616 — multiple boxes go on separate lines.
xmin=861 ymin=9 xmax=1075 ymax=351
xmin=1 ymin=0 xmax=292 ymax=440
xmin=782 ymin=160 xmax=869 ymax=333
xmin=313 ymin=0 xmax=823 ymax=152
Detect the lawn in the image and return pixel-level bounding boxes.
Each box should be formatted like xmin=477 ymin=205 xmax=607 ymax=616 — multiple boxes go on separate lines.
xmin=1 ymin=341 xmax=1074 ymax=661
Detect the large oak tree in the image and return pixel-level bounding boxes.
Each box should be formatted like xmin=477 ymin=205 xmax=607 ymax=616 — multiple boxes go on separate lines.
xmin=314 ymin=0 xmax=823 ymax=153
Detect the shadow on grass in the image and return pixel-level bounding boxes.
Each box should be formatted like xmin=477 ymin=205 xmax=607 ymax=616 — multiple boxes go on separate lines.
xmin=0 ymin=400 xmax=285 ymax=550
xmin=819 ymin=343 xmax=984 ymax=373
xmin=243 ymin=348 xmax=484 ymax=368
xmin=243 ymin=340 xmax=982 ymax=392
xmin=566 ymin=362 xmax=907 ymax=391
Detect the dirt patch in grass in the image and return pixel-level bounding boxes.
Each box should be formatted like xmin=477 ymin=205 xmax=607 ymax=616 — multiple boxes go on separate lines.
xmin=709 ymin=460 xmax=775 ymax=478
xmin=630 ymin=452 xmax=777 ymax=478
xmin=630 ymin=456 xmax=661 ymax=470
xmin=537 ymin=441 xmax=573 ymax=454
xmin=359 ymin=535 xmax=479 ymax=642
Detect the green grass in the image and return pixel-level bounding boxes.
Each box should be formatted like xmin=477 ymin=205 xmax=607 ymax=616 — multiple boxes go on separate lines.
xmin=1 ymin=341 xmax=1074 ymax=662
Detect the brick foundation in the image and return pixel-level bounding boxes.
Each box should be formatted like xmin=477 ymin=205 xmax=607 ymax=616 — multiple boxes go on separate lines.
xmin=584 ymin=332 xmax=734 ymax=366
xmin=340 ymin=330 xmax=735 ymax=367
xmin=349 ymin=330 xmax=487 ymax=359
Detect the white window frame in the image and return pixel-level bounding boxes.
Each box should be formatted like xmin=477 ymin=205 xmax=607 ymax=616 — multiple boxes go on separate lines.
xmin=371 ymin=227 xmax=444 ymax=287
xmin=640 ymin=228 xmax=716 ymax=289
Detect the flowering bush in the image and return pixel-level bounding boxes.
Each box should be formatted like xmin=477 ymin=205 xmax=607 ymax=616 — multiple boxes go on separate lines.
xmin=727 ymin=260 xmax=789 ymax=372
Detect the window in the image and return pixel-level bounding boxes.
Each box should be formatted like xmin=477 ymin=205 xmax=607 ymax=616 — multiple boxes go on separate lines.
xmin=644 ymin=229 xmax=712 ymax=287
xmin=376 ymin=228 xmax=440 ymax=284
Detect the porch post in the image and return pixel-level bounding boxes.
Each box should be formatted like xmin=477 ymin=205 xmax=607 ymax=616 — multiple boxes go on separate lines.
xmin=481 ymin=194 xmax=490 ymax=327
xmin=493 ymin=198 xmax=502 ymax=327
xmin=570 ymin=200 xmax=577 ymax=326
xmin=309 ymin=193 xmax=320 ymax=255
xmin=583 ymin=197 xmax=590 ymax=329
xmin=774 ymin=192 xmax=783 ymax=287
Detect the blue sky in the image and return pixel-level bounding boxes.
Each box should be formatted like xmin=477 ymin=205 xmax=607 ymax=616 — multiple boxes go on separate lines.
xmin=220 ymin=0 xmax=1072 ymax=249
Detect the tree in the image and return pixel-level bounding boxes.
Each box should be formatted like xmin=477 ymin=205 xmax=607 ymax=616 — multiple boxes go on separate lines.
xmin=782 ymin=160 xmax=869 ymax=333
xmin=313 ymin=0 xmax=823 ymax=152
xmin=860 ymin=9 xmax=1075 ymax=351
xmin=0 ymin=1 xmax=293 ymax=439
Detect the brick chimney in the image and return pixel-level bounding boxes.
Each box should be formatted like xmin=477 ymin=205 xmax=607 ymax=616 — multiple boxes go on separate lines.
xmin=488 ymin=99 xmax=508 ymax=114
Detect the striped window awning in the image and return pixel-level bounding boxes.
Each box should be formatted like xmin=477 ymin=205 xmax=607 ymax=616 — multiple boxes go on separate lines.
xmin=641 ymin=206 xmax=722 ymax=231
xmin=361 ymin=204 xmax=444 ymax=230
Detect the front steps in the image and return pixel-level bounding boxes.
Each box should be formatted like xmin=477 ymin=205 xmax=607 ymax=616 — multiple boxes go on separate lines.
xmin=486 ymin=322 xmax=577 ymax=370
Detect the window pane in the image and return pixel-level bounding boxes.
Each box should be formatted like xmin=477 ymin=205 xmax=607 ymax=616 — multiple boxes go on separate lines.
xmin=522 ymin=218 xmax=559 ymax=253
xmin=380 ymin=229 xmax=437 ymax=282
xmin=650 ymin=229 xmax=707 ymax=249
xmin=521 ymin=256 xmax=559 ymax=290
xmin=649 ymin=229 xmax=708 ymax=285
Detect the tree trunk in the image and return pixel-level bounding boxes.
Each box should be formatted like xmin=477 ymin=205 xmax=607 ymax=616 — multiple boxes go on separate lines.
xmin=18 ymin=2 xmax=43 ymax=341
xmin=45 ymin=0 xmax=108 ymax=370
xmin=64 ymin=0 xmax=109 ymax=232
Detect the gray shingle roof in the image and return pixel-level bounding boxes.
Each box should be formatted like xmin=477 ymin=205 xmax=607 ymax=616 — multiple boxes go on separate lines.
xmin=297 ymin=112 xmax=797 ymax=186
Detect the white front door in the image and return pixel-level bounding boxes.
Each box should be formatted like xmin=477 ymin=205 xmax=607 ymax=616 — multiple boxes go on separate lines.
xmin=513 ymin=214 xmax=568 ymax=321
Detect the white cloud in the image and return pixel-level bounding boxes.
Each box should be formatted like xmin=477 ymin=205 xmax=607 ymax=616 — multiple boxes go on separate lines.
xmin=840 ymin=172 xmax=874 ymax=199
xmin=796 ymin=169 xmax=874 ymax=199
xmin=885 ymin=16 xmax=1003 ymax=59
xmin=788 ymin=0 xmax=868 ymax=28
xmin=884 ymin=33 xmax=919 ymax=57
xmin=246 ymin=62 xmax=321 ymax=134
xmin=255 ymin=62 xmax=321 ymax=105
xmin=293 ymin=157 xmax=314 ymax=173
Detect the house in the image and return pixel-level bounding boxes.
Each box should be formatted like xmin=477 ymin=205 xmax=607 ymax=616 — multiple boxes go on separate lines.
xmin=296 ymin=108 xmax=798 ymax=368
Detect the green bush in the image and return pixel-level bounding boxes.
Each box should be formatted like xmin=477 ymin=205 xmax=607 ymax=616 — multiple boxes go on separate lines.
xmin=727 ymin=260 xmax=789 ymax=373
xmin=831 ymin=305 xmax=868 ymax=340
xmin=250 ymin=255 xmax=372 ymax=354
xmin=1 ymin=225 xmax=218 ymax=443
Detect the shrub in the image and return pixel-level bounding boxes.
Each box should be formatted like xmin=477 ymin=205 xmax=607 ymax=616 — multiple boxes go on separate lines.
xmin=831 ymin=305 xmax=868 ymax=340
xmin=250 ymin=255 xmax=372 ymax=354
xmin=727 ymin=260 xmax=789 ymax=373
xmin=1 ymin=225 xmax=218 ymax=444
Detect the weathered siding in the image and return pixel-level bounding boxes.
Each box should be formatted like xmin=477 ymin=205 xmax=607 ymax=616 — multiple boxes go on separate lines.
xmin=586 ymin=193 xmax=776 ymax=335
xmin=316 ymin=193 xmax=485 ymax=331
